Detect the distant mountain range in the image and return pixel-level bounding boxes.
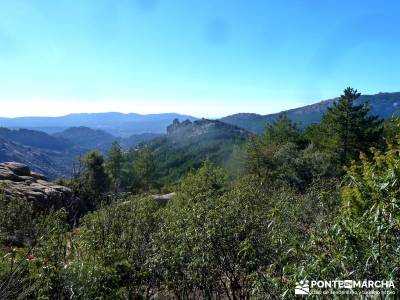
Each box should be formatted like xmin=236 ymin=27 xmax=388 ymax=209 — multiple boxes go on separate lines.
xmin=1 ymin=91 xmax=399 ymax=179
xmin=2 ymin=92 xmax=398 ymax=138
xmin=0 ymin=112 xmax=197 ymax=137
xmin=221 ymin=92 xmax=400 ymax=133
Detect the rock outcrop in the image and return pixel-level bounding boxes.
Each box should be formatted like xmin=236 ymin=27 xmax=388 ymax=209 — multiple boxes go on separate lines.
xmin=167 ymin=119 xmax=193 ymax=135
xmin=152 ymin=192 xmax=176 ymax=206
xmin=166 ymin=118 xmax=249 ymax=138
xmin=0 ymin=162 xmax=78 ymax=212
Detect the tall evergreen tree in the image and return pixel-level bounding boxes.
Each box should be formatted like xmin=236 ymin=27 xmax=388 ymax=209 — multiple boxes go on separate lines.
xmin=244 ymin=113 xmax=311 ymax=186
xmin=244 ymin=135 xmax=269 ymax=178
xmin=134 ymin=146 xmax=157 ymax=191
xmin=310 ymin=87 xmax=383 ymax=166
xmin=263 ymin=113 xmax=305 ymax=147
xmin=105 ymin=142 xmax=123 ymax=193
xmin=80 ymin=150 xmax=109 ymax=209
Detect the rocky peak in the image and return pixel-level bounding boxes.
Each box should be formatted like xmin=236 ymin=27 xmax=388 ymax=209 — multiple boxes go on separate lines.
xmin=166 ymin=118 xmax=193 ymax=135
xmin=166 ymin=118 xmax=250 ymax=139
xmin=1 ymin=162 xmax=32 ymax=177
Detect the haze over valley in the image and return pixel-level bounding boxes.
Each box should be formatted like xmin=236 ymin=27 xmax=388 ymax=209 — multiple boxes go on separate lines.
xmin=0 ymin=91 xmax=399 ymax=179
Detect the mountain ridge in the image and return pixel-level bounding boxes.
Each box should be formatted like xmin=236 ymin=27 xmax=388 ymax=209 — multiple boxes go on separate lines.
xmin=221 ymin=92 xmax=400 ymax=133
xmin=54 ymin=126 xmax=161 ymax=152
xmin=0 ymin=112 xmax=198 ymax=137
xmin=0 ymin=137 xmax=74 ymax=179
xmin=0 ymin=127 xmax=72 ymax=151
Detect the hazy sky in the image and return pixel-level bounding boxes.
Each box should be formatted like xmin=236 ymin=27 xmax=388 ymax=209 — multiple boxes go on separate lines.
xmin=0 ymin=0 xmax=399 ymax=117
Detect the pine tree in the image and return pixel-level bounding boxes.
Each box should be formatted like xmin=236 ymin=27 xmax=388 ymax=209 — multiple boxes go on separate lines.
xmin=244 ymin=135 xmax=268 ymax=178
xmin=244 ymin=113 xmax=308 ymax=184
xmin=313 ymin=87 xmax=383 ymax=166
xmin=263 ymin=113 xmax=305 ymax=147
xmin=105 ymin=142 xmax=123 ymax=193
xmin=80 ymin=150 xmax=109 ymax=209
xmin=134 ymin=146 xmax=157 ymax=191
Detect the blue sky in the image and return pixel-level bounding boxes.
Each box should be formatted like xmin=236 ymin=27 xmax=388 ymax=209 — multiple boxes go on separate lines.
xmin=0 ymin=0 xmax=399 ymax=117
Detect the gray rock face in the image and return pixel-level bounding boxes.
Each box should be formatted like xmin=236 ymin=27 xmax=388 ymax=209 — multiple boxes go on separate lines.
xmin=0 ymin=162 xmax=77 ymax=212
xmin=152 ymin=192 xmax=176 ymax=206
xmin=167 ymin=119 xmax=193 ymax=135
xmin=2 ymin=162 xmax=31 ymax=176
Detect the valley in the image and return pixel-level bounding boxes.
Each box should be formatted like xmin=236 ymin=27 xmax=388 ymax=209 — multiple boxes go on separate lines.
xmin=1 ymin=91 xmax=399 ymax=180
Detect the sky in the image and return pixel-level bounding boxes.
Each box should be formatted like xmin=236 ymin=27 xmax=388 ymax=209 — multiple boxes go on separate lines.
xmin=0 ymin=0 xmax=399 ymax=118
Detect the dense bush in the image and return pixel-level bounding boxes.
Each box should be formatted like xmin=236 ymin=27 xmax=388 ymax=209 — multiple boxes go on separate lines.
xmin=303 ymin=147 xmax=400 ymax=287
xmin=0 ymin=190 xmax=35 ymax=247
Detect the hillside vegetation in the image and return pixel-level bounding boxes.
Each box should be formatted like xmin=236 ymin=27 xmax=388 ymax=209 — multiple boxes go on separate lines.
xmin=0 ymin=137 xmax=74 ymax=178
xmin=0 ymin=127 xmax=72 ymax=151
xmin=146 ymin=119 xmax=251 ymax=184
xmin=0 ymin=88 xmax=399 ymax=298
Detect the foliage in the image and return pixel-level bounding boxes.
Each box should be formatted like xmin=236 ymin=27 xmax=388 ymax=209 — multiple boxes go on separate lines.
xmin=383 ymin=117 xmax=400 ymax=148
xmin=0 ymin=247 xmax=33 ymax=299
xmin=134 ymin=145 xmax=158 ymax=191
xmin=0 ymin=189 xmax=34 ymax=247
xmin=105 ymin=141 xmax=124 ymax=193
xmin=307 ymin=87 xmax=383 ymax=167
xmin=0 ymin=208 xmax=70 ymax=299
xmin=28 ymin=209 xmax=70 ymax=299
xmin=62 ymin=196 xmax=160 ymax=299
xmin=149 ymin=164 xmax=339 ymax=299
xmin=303 ymin=146 xmax=400 ymax=294
xmin=263 ymin=113 xmax=307 ymax=147
xmin=79 ymin=150 xmax=109 ymax=210
xmin=244 ymin=113 xmax=333 ymax=190
xmin=342 ymin=148 xmax=400 ymax=280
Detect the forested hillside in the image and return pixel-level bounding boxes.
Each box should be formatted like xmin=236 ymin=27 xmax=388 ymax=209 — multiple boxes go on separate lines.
xmin=54 ymin=126 xmax=118 ymax=152
xmin=54 ymin=127 xmax=160 ymax=152
xmin=146 ymin=118 xmax=251 ymax=183
xmin=0 ymin=137 xmax=73 ymax=178
xmin=1 ymin=88 xmax=399 ymax=298
xmin=0 ymin=127 xmax=72 ymax=151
